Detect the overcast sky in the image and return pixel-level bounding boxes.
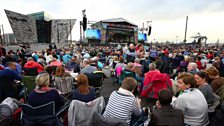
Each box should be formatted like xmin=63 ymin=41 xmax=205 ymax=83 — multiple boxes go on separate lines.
xmin=0 ymin=0 xmax=224 ymax=43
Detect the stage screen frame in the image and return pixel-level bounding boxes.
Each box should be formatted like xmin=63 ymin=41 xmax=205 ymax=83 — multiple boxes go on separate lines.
xmin=138 ymin=33 xmax=147 ymax=41
xmin=86 ymin=29 xmax=101 ymax=40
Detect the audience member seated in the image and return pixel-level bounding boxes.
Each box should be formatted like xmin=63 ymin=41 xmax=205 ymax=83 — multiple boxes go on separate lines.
xmin=205 ymin=66 xmax=224 ymax=103
xmin=213 ymin=56 xmax=224 ymax=77
xmin=54 ymin=65 xmax=71 ymax=77
xmin=115 ymin=57 xmax=126 ymax=71
xmin=133 ymin=58 xmax=141 ymax=68
xmin=67 ymin=55 xmax=80 ymax=73
xmin=121 ymin=62 xmax=135 ymax=81
xmin=53 ymin=66 xmax=73 ymax=94
xmin=24 ymin=57 xmax=44 ymax=75
xmin=194 ymin=71 xmax=219 ymax=113
xmin=174 ymin=73 xmax=209 ymax=126
xmin=133 ymin=58 xmax=143 ymax=78
xmin=103 ymin=77 xmax=142 ymax=125
xmin=49 ymin=58 xmax=62 ymax=67
xmin=28 ymin=72 xmax=64 ymax=112
xmin=80 ymin=59 xmax=97 ymax=74
xmin=149 ymin=89 xmax=184 ymax=126
xmin=15 ymin=59 xmax=23 ymax=75
xmin=141 ymin=63 xmax=172 ymax=100
xmin=187 ymin=62 xmax=199 ymax=74
xmin=72 ymin=74 xmax=96 ymax=102
xmin=0 ymin=62 xmax=22 ymax=102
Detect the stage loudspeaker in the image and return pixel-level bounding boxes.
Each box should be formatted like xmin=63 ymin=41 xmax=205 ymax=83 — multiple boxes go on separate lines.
xmin=83 ymin=16 xmax=87 ymax=31
xmin=148 ymin=26 xmax=152 ymax=36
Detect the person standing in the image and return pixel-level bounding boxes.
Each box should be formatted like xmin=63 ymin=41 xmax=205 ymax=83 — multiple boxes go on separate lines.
xmin=126 ymin=44 xmax=136 ymax=63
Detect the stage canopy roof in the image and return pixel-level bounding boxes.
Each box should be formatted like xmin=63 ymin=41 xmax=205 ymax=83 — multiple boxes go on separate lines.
xmin=100 ymin=17 xmax=138 ymax=27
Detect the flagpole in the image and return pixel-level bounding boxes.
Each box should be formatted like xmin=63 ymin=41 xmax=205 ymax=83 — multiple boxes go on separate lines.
xmin=2 ymin=24 xmax=5 ymax=45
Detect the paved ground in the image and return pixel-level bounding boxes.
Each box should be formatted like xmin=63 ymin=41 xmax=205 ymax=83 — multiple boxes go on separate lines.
xmin=100 ymin=78 xmax=120 ymax=103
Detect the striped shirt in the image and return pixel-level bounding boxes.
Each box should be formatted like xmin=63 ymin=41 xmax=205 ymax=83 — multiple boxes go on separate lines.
xmin=103 ymin=91 xmax=141 ymax=125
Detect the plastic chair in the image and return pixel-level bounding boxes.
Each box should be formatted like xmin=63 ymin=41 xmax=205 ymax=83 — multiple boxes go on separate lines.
xmin=53 ymin=76 xmax=73 ymax=95
xmin=68 ymin=97 xmax=105 ymax=126
xmin=21 ymin=101 xmax=69 ymax=126
xmin=84 ymin=73 xmax=103 ymax=88
xmin=23 ymin=67 xmax=38 ymax=76
xmin=22 ymin=76 xmax=36 ymax=95
xmin=84 ymin=73 xmax=104 ymax=96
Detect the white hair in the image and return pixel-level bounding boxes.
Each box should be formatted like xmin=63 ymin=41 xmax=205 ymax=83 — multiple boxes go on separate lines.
xmin=188 ymin=62 xmax=198 ymax=69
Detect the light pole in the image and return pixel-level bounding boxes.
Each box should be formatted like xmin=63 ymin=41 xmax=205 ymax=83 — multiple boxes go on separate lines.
xmin=184 ymin=16 xmax=188 ymax=43
xmin=1 ymin=24 xmax=5 ymax=45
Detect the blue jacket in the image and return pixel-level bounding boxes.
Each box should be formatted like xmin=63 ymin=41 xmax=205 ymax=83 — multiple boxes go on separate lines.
xmin=0 ymin=68 xmax=22 ymax=102
xmin=62 ymin=54 xmax=72 ymax=65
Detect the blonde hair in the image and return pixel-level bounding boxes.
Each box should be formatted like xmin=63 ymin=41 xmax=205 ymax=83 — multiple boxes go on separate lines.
xmin=35 ymin=72 xmax=50 ymax=89
xmin=113 ymin=56 xmax=118 ymax=61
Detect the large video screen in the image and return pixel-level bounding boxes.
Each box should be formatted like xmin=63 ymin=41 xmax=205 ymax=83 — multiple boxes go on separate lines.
xmin=86 ymin=29 xmax=101 ymax=39
xmin=138 ymin=33 xmax=147 ymax=41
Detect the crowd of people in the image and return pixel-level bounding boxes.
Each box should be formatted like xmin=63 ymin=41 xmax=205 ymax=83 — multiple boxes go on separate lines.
xmin=0 ymin=43 xmax=224 ymax=126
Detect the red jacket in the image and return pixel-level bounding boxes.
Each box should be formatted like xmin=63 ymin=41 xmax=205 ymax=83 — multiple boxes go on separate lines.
xmin=24 ymin=61 xmax=44 ymax=73
xmin=141 ymin=70 xmax=172 ymax=99
xmin=196 ymin=61 xmax=203 ymax=70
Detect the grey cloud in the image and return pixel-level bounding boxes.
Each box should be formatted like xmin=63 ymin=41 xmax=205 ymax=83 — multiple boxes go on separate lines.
xmin=113 ymin=0 xmax=224 ymax=20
